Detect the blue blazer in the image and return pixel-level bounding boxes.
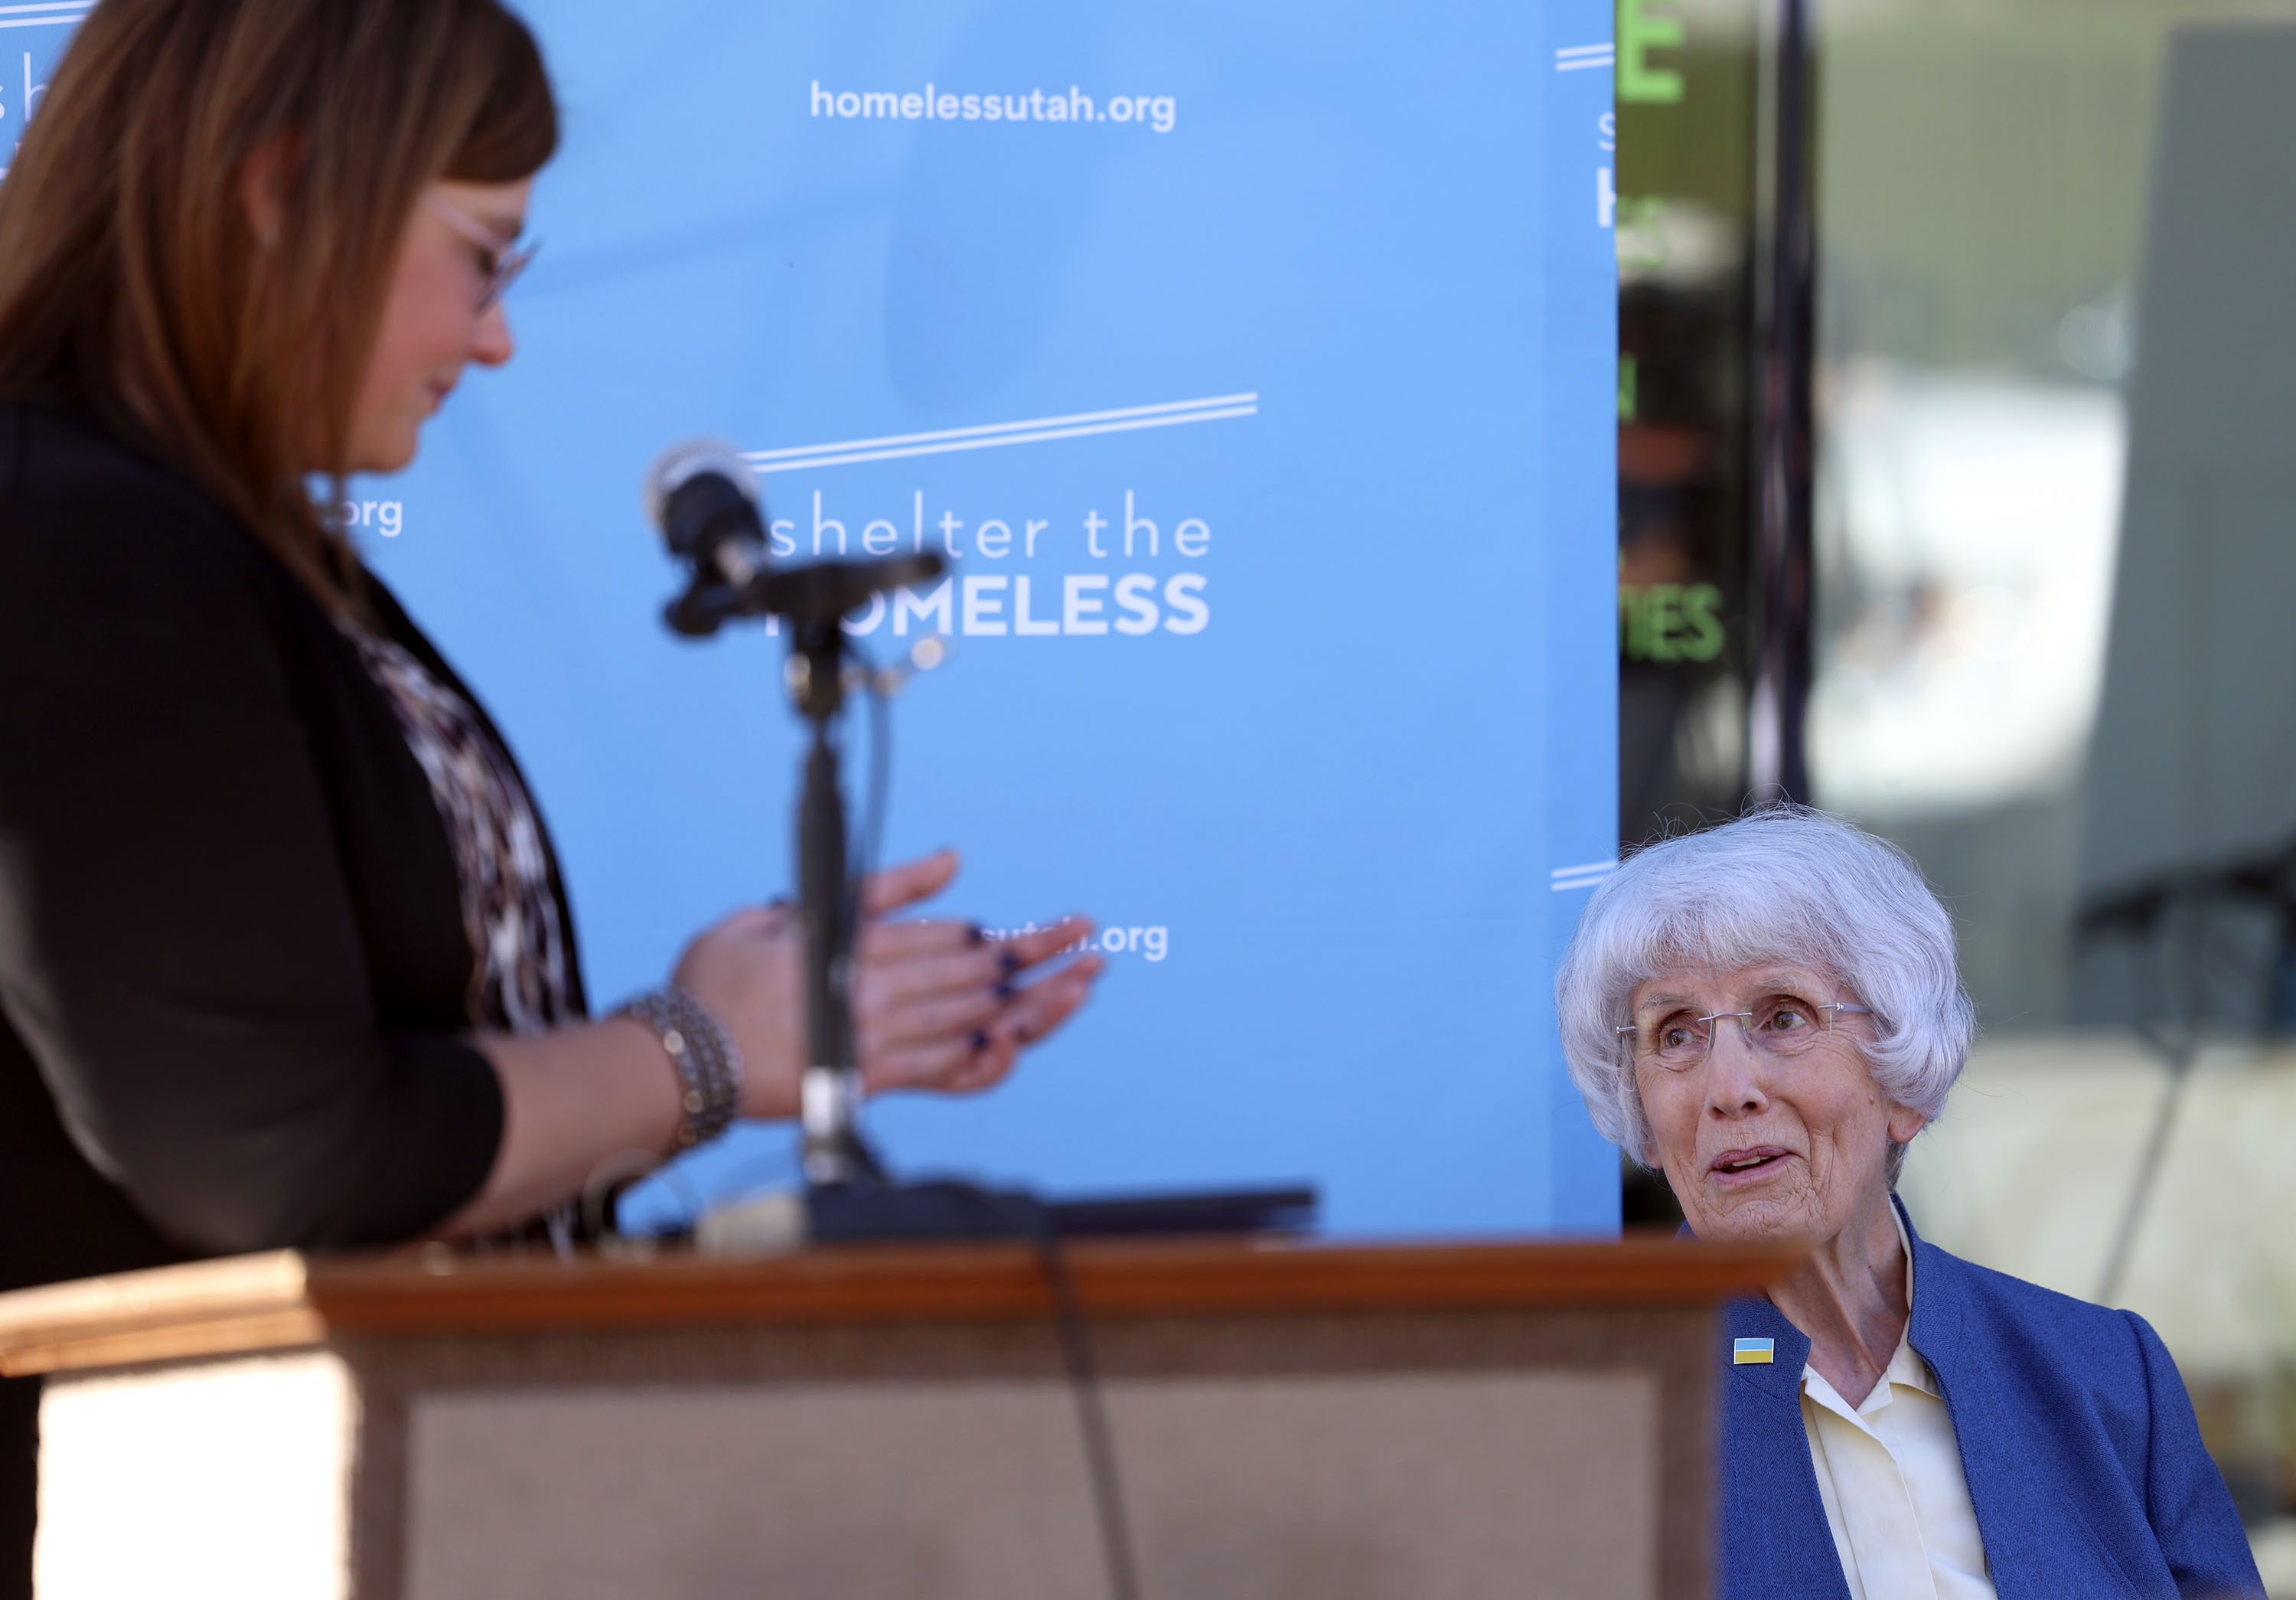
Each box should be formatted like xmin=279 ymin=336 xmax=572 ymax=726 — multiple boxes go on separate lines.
xmin=1717 ymin=1202 xmax=2262 ymax=1599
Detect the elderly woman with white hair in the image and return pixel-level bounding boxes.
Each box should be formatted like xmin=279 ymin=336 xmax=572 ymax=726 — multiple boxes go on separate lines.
xmin=1557 ymin=808 xmax=2259 ymax=1600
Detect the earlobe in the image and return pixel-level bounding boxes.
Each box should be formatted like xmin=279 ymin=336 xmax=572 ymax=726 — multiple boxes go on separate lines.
xmin=237 ymin=131 xmax=299 ymax=250
xmin=1888 ymin=1106 xmax=1929 ymax=1144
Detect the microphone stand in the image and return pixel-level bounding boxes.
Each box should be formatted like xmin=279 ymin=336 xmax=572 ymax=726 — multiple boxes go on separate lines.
xmin=749 ymin=557 xmax=941 ymax=1194
xmin=775 ymin=573 xmax=885 ymax=1187
xmin=745 ymin=555 xmax=1042 ymax=1236
xmin=664 ymin=547 xmax=1318 ymax=1248
xmin=663 ymin=546 xmax=942 ymax=1195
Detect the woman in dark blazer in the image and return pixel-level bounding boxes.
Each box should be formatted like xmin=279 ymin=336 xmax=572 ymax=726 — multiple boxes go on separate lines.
xmin=1556 ymin=808 xmax=2261 ymax=1600
xmin=0 ymin=2 xmax=1101 ymax=1592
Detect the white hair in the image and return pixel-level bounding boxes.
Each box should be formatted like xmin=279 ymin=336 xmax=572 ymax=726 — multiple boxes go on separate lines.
xmin=1555 ymin=806 xmax=1975 ymax=1164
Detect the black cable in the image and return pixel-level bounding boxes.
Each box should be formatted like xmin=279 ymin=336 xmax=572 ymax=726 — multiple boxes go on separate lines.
xmin=1029 ymin=1214 xmax=1144 ymax=1600
xmin=860 ymin=655 xmax=890 ymax=896
xmin=2084 ymin=887 xmax=2265 ymax=1302
xmin=2093 ymin=909 xmax=2191 ymax=1304
xmin=836 ymin=641 xmax=892 ymax=940
xmin=797 ymin=649 xmax=1134 ymax=1594
xmin=2097 ymin=1043 xmax=2194 ymax=1304
xmin=927 ymin=1185 xmax=1141 ymax=1600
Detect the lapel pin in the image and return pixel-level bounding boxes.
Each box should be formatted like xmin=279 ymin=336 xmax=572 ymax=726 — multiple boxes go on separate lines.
xmin=1733 ymin=1337 xmax=1776 ymax=1365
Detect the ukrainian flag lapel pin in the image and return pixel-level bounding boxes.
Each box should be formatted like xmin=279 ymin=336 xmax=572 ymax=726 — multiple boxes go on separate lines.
xmin=1733 ymin=1338 xmax=1776 ymax=1365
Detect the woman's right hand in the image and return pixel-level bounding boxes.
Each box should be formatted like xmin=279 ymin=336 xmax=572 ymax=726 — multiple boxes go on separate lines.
xmin=667 ymin=849 xmax=1104 ymax=1122
xmin=846 ymin=851 xmax=1101 ymax=1097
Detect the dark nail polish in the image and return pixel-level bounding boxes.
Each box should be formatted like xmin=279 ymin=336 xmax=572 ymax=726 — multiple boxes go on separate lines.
xmin=970 ymin=1029 xmax=990 ymax=1052
xmin=999 ymin=949 xmax=1022 ymax=975
xmin=967 ymin=923 xmax=986 ymax=945
xmin=993 ymin=978 xmax=1016 ymax=1001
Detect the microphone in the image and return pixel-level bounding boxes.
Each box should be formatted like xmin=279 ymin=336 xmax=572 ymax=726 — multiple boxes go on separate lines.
xmin=643 ymin=435 xmax=947 ymax=641
xmin=644 ymin=438 xmax=770 ymax=637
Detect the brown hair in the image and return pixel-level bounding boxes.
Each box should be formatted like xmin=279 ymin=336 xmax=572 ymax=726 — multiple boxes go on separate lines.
xmin=0 ymin=0 xmax=557 ymax=605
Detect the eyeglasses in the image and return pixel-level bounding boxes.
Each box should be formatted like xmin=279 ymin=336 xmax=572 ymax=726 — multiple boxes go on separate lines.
xmin=1616 ymin=994 xmax=1874 ymax=1073
xmin=422 ymin=193 xmax=536 ymax=312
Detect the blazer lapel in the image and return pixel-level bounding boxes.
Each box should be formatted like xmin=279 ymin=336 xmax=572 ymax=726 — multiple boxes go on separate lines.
xmin=1899 ymin=1198 xmax=2146 ymax=1598
xmin=1717 ymin=1295 xmax=1854 ymax=1600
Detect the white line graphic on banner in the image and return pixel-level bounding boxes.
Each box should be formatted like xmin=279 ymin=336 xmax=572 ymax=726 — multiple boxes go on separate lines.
xmin=0 ymin=1 xmax=89 ymax=29
xmin=745 ymin=393 xmax=1258 ymax=475
xmin=1551 ymin=859 xmax=1619 ymax=893
xmin=1554 ymin=43 xmax=1615 ymax=71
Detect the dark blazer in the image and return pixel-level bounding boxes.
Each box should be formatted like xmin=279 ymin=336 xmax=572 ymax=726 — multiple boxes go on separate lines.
xmin=1718 ymin=1200 xmax=2262 ymax=1599
xmin=0 ymin=403 xmax=592 ymax=1600
xmin=0 ymin=403 xmax=585 ymax=1291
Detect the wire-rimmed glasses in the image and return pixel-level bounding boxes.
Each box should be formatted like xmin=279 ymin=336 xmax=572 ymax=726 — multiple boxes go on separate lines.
xmin=422 ymin=193 xmax=536 ymax=312
xmin=1616 ymin=993 xmax=1874 ymax=1073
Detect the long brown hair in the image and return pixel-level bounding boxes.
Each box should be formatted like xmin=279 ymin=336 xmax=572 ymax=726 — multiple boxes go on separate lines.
xmin=0 ymin=0 xmax=556 ymax=606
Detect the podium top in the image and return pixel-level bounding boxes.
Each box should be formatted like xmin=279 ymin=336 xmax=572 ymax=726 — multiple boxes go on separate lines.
xmin=0 ymin=1235 xmax=1799 ymax=1378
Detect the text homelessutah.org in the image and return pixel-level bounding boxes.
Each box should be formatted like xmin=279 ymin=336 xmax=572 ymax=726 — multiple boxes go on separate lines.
xmin=812 ymin=82 xmax=1176 ymax=132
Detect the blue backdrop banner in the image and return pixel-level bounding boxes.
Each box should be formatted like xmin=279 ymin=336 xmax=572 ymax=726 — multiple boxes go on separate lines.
xmin=30 ymin=0 xmax=1623 ymax=1235
xmin=1 ymin=6 xmax=81 ymax=178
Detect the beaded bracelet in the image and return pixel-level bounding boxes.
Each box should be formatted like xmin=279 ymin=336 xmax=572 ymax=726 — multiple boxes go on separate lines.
xmin=616 ymin=986 xmax=743 ymax=1150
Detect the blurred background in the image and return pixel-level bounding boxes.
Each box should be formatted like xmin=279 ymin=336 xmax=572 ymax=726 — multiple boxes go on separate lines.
xmin=1616 ymin=0 xmax=2296 ymax=1584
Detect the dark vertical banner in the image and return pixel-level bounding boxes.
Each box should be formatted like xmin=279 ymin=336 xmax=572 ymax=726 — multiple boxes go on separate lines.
xmin=1614 ymin=0 xmax=1760 ymax=847
xmin=24 ymin=0 xmax=1621 ymax=1232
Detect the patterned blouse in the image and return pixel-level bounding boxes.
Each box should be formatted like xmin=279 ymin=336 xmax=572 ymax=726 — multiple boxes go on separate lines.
xmin=341 ymin=624 xmax=574 ymax=1039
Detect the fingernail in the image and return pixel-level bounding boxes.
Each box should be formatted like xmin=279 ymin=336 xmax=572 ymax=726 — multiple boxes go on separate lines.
xmin=970 ymin=1029 xmax=990 ymax=1052
xmin=967 ymin=923 xmax=986 ymax=945
xmin=999 ymin=949 xmax=1021 ymax=975
xmin=993 ymin=978 xmax=1016 ymax=1001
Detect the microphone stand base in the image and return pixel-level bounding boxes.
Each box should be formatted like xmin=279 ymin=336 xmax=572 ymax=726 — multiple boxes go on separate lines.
xmin=691 ymin=1181 xmax=1319 ymax=1254
xmin=805 ymin=1179 xmax=1042 ymax=1243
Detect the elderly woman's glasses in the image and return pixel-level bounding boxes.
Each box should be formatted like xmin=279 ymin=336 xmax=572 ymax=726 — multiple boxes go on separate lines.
xmin=1616 ymin=994 xmax=1874 ymax=1072
xmin=422 ymin=194 xmax=536 ymax=312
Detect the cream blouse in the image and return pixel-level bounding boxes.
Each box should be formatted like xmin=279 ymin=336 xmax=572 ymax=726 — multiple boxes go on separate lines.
xmin=1797 ymin=1210 xmax=1997 ymax=1600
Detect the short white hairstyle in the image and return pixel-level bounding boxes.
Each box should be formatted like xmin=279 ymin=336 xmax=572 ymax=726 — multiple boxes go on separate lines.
xmin=1555 ymin=806 xmax=1975 ymax=1164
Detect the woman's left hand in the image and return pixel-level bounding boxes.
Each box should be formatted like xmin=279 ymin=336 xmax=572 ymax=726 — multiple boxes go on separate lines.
xmin=850 ymin=850 xmax=1104 ymax=1096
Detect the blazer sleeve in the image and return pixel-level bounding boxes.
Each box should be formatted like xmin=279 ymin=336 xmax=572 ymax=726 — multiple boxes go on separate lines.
xmin=0 ymin=458 xmax=504 ymax=1254
xmin=2126 ymin=1310 xmax=2265 ymax=1598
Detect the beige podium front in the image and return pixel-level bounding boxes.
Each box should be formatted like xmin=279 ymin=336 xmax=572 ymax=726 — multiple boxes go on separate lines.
xmin=0 ymin=1236 xmax=1791 ymax=1600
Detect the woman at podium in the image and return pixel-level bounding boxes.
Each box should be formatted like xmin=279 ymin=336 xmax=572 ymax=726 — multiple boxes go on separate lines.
xmin=0 ymin=2 xmax=1100 ymax=1591
xmin=1557 ymin=808 xmax=2258 ymax=1600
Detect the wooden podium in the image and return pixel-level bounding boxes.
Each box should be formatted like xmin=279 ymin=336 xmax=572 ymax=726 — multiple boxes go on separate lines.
xmin=0 ymin=1236 xmax=1790 ymax=1600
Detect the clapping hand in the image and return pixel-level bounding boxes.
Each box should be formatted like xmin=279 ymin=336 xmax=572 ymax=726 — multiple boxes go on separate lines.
xmin=673 ymin=850 xmax=1104 ymax=1118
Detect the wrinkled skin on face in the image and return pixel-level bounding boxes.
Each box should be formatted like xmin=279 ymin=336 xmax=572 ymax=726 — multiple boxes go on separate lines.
xmin=1635 ymin=961 xmax=1932 ymax=1401
xmin=1632 ymin=961 xmax=1926 ymax=1249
